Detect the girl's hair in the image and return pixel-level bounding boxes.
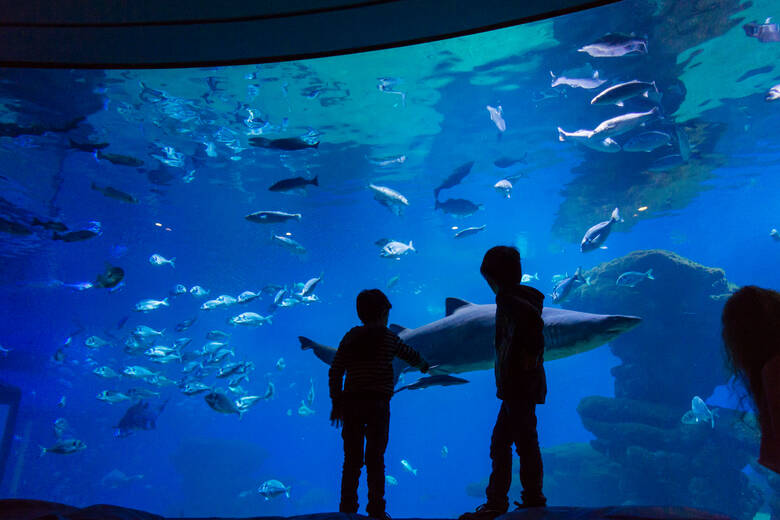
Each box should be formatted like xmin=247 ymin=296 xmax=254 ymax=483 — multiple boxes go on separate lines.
xmin=722 ymin=285 xmax=780 ymax=429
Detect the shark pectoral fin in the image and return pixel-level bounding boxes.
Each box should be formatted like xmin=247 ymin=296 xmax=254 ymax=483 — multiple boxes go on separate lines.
xmin=389 ymin=324 xmax=407 ymax=334
xmin=445 ymin=297 xmax=473 ymax=316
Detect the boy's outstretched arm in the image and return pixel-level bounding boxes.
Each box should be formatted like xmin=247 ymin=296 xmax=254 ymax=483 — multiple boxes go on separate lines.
xmin=394 ymin=338 xmax=430 ymax=373
xmin=328 ymin=346 xmax=346 ymax=427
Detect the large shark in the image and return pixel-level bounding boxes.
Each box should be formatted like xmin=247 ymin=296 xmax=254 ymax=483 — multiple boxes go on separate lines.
xmin=300 ymin=297 xmax=641 ymax=378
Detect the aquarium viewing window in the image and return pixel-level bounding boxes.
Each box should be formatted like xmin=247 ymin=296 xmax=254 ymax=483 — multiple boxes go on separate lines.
xmin=0 ymin=0 xmax=778 ymax=519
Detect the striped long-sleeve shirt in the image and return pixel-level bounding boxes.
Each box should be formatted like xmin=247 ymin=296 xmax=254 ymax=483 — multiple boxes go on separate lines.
xmin=329 ymin=325 xmax=425 ymax=399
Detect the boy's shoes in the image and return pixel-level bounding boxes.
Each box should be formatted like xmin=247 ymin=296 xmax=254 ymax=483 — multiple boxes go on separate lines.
xmin=513 ymin=500 xmax=547 ymax=510
xmin=458 ymin=504 xmax=507 ymax=520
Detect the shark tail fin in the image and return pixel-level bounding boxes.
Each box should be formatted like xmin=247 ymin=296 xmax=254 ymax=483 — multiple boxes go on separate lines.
xmin=299 ymin=336 xmax=317 ymax=351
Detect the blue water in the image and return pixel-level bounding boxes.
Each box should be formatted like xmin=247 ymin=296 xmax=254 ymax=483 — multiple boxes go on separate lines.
xmin=1 ymin=0 xmax=779 ymax=517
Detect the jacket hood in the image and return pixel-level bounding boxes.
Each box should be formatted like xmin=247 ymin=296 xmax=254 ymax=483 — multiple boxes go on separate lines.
xmin=498 ymin=284 xmax=545 ymax=313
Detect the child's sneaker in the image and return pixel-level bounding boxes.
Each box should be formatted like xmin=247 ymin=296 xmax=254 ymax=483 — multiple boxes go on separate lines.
xmin=459 ymin=504 xmax=507 ymax=520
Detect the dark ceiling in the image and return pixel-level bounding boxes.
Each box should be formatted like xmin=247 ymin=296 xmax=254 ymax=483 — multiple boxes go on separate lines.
xmin=0 ymin=0 xmax=621 ymax=68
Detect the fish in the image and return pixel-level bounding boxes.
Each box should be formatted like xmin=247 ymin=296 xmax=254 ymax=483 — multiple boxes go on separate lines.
xmin=581 ymin=208 xmax=622 ymax=252
xmin=367 ymin=154 xmax=406 ymax=166
xmin=623 ymin=131 xmax=671 ymax=152
xmin=306 ymin=378 xmax=315 ymax=407
xmin=245 ymin=211 xmax=302 ymax=224
xmin=263 ymin=381 xmax=276 ymax=400
xmin=170 ymin=284 xmax=188 ymax=296
xmin=681 ymin=396 xmax=716 ymax=428
xmin=31 ymin=218 xmax=68 ymax=232
xmin=385 ymin=475 xmax=398 ymax=486
xmin=380 ymin=241 xmax=416 ymax=259
xmin=93 ymin=366 xmax=120 ymax=378
xmin=190 ymin=285 xmax=210 ymax=297
xmin=204 ymin=391 xmax=244 ymax=417
xmin=435 ymin=198 xmax=483 ymax=217
xmin=401 ymin=459 xmax=418 ymax=476
xmin=578 ymin=33 xmax=648 ymax=57
xmin=591 ymin=107 xmax=659 ymax=139
xmin=180 ymin=382 xmax=212 ymax=396
xmin=766 ymin=84 xmax=780 ymax=101
xmin=369 ymin=184 xmax=409 ymax=215
xmin=258 ymin=479 xmax=291 ymax=500
xmin=40 ymin=438 xmax=86 ymax=456
xmin=268 ymin=176 xmax=319 ymax=194
xmin=299 ymin=275 xmax=323 ymax=297
xmin=486 ymin=105 xmax=506 ymax=132
xmin=552 ymin=268 xmax=584 ymax=304
xmin=100 ymin=469 xmax=144 ymax=488
xmin=126 ymin=388 xmax=160 ymax=400
xmin=771 ymin=229 xmax=780 ymax=242
xmin=251 ymin=136 xmax=319 ymax=150
xmin=90 ymin=182 xmax=138 ymax=203
xmin=493 ymin=155 xmax=527 ymax=168
xmin=616 ymin=269 xmax=655 ymax=287
xmin=229 ymin=312 xmax=272 ymax=326
xmin=237 ymin=291 xmax=261 ymax=303
xmin=521 ymin=273 xmax=539 ymax=283
xmin=122 ymin=365 xmax=159 ymax=379
xmin=454 ymin=225 xmax=486 ymax=239
xmin=298 ymin=400 xmax=315 ymax=416
xmin=743 ymin=19 xmax=780 ymax=43
xmin=441 ymin=446 xmax=448 ymax=458
xmin=236 ymin=395 xmax=264 ymax=410
xmin=676 ymin=127 xmax=690 ymax=161
xmin=57 ymin=396 xmax=67 ymax=408
xmin=68 ymin=138 xmax=109 ymax=152
xmin=493 ymin=179 xmax=512 ymax=198
xmin=93 ymin=265 xmax=124 ymax=289
xmin=0 ymin=217 xmax=31 ymax=236
xmin=53 ymin=418 xmax=70 ymax=438
xmin=85 ymin=335 xmax=110 ymax=348
xmin=273 ymin=235 xmax=306 ymax=254
xmin=133 ymin=325 xmax=164 ymax=339
xmin=52 ymin=229 xmax=99 ymax=242
xmin=114 ymin=400 xmax=168 ymax=437
xmin=395 ymin=374 xmax=469 ymax=393
xmin=96 ymin=150 xmax=144 ymax=167
xmin=51 ymin=348 xmax=66 ymax=364
xmin=590 ymin=80 xmax=658 ymax=106
xmin=387 ymin=275 xmax=400 ymax=288
xmin=557 ymin=128 xmax=620 ymax=153
xmin=648 ymin=154 xmax=685 ymax=171
xmin=433 ymin=161 xmax=474 ymax=199
xmin=134 ymin=298 xmax=169 ymax=312
xmin=149 ymin=254 xmax=175 ymax=267
xmin=97 ymin=390 xmax=131 ymax=404
xmin=301 ymin=298 xmax=641 ymax=377
xmin=550 ymin=70 xmax=606 ymax=89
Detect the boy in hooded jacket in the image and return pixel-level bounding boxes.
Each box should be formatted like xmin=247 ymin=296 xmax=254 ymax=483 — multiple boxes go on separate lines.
xmin=460 ymin=246 xmax=547 ymax=520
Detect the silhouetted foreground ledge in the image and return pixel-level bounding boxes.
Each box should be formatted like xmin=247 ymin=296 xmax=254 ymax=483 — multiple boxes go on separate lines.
xmin=0 ymin=499 xmax=735 ymax=520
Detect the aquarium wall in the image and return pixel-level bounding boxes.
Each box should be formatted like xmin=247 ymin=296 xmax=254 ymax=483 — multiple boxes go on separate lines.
xmin=0 ymin=0 xmax=779 ymax=518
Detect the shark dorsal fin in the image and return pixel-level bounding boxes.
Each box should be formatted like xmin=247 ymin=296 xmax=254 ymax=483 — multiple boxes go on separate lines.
xmin=445 ymin=298 xmax=473 ymax=316
xmin=389 ymin=324 xmax=407 ymax=334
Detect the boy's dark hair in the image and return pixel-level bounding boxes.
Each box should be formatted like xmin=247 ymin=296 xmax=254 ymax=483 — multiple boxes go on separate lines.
xmin=357 ymin=289 xmax=392 ymax=323
xmin=481 ymin=246 xmax=523 ymax=287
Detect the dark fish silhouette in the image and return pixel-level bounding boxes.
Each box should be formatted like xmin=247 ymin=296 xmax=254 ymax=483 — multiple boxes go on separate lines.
xmin=434 ymin=161 xmax=474 ymax=199
xmin=0 ymin=116 xmax=83 ymax=138
xmin=176 ymin=317 xmax=197 ymax=332
xmin=493 ymin=154 xmax=527 ymax=168
xmin=250 ymin=137 xmax=319 ymax=150
xmin=395 ymin=374 xmax=469 ymax=393
xmin=32 ymin=218 xmax=68 ymax=232
xmin=269 ymin=176 xmax=318 ymax=193
xmin=52 ymin=229 xmax=99 ymax=242
xmin=97 ymin=151 xmax=144 ymax=167
xmin=68 ymin=138 xmax=109 ymax=152
xmin=93 ymin=265 xmax=124 ymax=289
xmin=91 ymin=182 xmax=138 ymax=203
xmin=114 ymin=399 xmax=168 ymax=437
xmin=0 ymin=217 xmax=32 ymax=236
xmin=434 ymin=198 xmax=483 ymax=217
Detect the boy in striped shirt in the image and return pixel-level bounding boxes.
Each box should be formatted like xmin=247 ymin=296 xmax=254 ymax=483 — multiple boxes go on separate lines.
xmin=329 ymin=289 xmax=429 ymax=520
